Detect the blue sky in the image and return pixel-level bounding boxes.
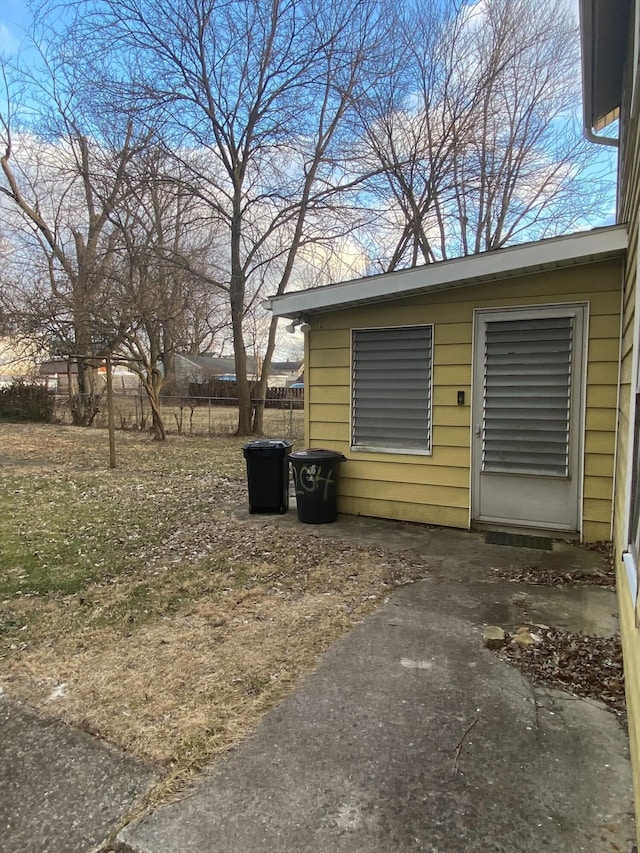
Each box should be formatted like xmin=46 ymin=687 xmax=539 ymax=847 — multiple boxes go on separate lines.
xmin=0 ymin=0 xmax=29 ymax=54
xmin=0 ymin=0 xmax=619 ymax=230
xmin=0 ymin=0 xmax=580 ymax=58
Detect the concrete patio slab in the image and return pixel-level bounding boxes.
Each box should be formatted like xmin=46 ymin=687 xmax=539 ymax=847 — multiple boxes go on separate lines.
xmin=231 ymin=505 xmax=608 ymax=579
xmin=118 ymin=576 xmax=634 ymax=853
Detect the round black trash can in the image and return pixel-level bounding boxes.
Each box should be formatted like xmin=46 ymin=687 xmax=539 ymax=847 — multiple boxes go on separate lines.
xmin=243 ymin=439 xmax=293 ymax=514
xmin=289 ymin=449 xmax=345 ymax=524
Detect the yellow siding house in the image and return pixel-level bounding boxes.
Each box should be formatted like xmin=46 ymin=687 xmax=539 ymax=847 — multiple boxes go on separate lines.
xmin=267 ymin=0 xmax=640 ymax=838
xmin=267 ymin=230 xmax=625 ymax=542
xmin=581 ymin=0 xmax=640 ymax=835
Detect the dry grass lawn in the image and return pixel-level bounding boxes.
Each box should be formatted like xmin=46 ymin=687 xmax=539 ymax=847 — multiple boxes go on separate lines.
xmin=0 ymin=422 xmax=425 ymax=799
xmin=55 ymin=394 xmax=304 ymax=440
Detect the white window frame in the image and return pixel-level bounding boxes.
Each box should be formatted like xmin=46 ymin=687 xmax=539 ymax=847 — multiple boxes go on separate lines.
xmin=350 ymin=323 xmax=434 ymax=456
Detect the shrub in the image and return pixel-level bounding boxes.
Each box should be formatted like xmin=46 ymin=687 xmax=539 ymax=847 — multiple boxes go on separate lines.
xmin=0 ymin=380 xmax=55 ymax=423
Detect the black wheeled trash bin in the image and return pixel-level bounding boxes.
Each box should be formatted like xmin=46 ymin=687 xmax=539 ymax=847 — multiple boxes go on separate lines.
xmin=243 ymin=439 xmax=293 ymax=514
xmin=289 ymin=449 xmax=345 ymax=524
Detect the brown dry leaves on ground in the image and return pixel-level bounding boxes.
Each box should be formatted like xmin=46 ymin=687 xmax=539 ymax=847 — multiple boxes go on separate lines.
xmin=499 ymin=628 xmax=626 ymax=724
xmin=490 ymin=541 xmax=616 ymax=588
xmin=490 ymin=546 xmax=625 ymax=723
xmin=0 ymin=423 xmax=422 ymax=791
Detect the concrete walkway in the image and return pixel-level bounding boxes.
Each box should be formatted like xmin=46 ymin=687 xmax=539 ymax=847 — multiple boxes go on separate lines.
xmin=0 ymin=696 xmax=156 ymax=852
xmin=1 ymin=513 xmax=636 ymax=852
xmin=116 ymin=513 xmax=635 ymax=853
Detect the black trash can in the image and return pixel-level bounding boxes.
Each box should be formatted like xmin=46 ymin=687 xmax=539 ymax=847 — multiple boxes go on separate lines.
xmin=243 ymin=439 xmax=293 ymax=514
xmin=289 ymin=449 xmax=346 ymax=524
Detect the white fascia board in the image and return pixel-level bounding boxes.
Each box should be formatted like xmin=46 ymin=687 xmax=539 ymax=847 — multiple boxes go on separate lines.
xmin=266 ymin=226 xmax=628 ymax=319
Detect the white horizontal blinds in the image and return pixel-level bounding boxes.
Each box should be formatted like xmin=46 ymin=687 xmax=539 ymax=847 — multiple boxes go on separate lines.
xmin=482 ymin=316 xmax=573 ymax=476
xmin=352 ymin=325 xmax=432 ymax=449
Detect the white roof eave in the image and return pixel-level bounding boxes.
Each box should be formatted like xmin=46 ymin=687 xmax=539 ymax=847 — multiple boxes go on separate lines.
xmin=266 ymin=226 xmax=627 ymax=319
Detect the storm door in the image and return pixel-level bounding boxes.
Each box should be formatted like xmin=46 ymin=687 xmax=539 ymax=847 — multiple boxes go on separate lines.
xmin=472 ymin=305 xmax=586 ymax=532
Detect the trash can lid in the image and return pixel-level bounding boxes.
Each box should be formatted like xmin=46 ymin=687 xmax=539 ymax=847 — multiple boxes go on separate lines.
xmin=289 ymin=448 xmax=346 ymax=462
xmin=243 ymin=439 xmax=293 ymax=449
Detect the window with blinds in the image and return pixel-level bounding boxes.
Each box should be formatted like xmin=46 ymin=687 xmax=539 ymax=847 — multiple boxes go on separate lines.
xmin=352 ymin=325 xmax=433 ymax=451
xmin=482 ymin=316 xmax=573 ymax=477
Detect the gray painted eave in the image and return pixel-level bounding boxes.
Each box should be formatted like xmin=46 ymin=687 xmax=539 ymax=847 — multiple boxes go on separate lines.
xmin=266 ymin=226 xmax=628 ymax=319
xmin=579 ymin=0 xmax=629 ymax=136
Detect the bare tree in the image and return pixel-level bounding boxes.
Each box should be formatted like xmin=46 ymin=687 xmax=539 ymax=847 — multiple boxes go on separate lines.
xmin=359 ymin=0 xmax=615 ymax=270
xmin=104 ymin=148 xmax=230 ymax=439
xmin=1 ymin=44 xmax=230 ymax=437
xmin=0 ymin=51 xmax=146 ymax=424
xmin=58 ymin=0 xmax=390 ymax=434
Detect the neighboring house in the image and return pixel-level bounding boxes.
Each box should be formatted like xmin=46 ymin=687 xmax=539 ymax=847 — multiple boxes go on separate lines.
xmin=266 ymin=0 xmax=640 ymax=835
xmin=172 ymin=353 xmax=303 ymax=396
xmin=189 ymin=354 xmax=257 ymax=377
xmin=270 ymin=361 xmax=305 ymax=387
xmin=38 ymin=359 xmax=139 ymax=394
xmin=172 ymin=354 xmax=238 ymax=395
xmin=38 ymin=359 xmax=79 ymax=393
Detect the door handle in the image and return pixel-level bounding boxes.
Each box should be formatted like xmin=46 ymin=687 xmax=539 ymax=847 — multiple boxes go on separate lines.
xmin=474 ymin=425 xmax=481 ymax=436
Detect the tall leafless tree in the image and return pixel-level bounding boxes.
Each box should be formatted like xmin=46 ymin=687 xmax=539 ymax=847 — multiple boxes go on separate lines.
xmin=60 ymin=0 xmax=391 ymax=434
xmin=359 ymin=0 xmax=615 ymax=270
xmin=0 ymin=51 xmax=147 ymax=424
xmin=104 ymin=147 xmax=230 ymax=439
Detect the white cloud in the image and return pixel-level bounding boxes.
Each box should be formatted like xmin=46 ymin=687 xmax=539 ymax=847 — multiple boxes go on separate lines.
xmin=0 ymin=22 xmax=19 ymax=54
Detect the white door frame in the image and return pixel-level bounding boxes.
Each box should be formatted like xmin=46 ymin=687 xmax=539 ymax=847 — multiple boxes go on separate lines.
xmin=470 ymin=302 xmax=588 ymax=534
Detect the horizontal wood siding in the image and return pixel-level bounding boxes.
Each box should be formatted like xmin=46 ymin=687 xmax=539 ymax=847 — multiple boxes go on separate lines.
xmin=338 ymin=495 xmax=468 ymax=528
xmin=615 ymin=86 xmax=640 ymax=830
xmin=306 ymin=260 xmax=621 ymax=536
xmin=583 ymin=522 xmax=614 ymax=541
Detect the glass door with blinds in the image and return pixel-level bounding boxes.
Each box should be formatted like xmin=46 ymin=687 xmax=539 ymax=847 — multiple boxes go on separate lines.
xmin=471 ymin=305 xmax=586 ymax=532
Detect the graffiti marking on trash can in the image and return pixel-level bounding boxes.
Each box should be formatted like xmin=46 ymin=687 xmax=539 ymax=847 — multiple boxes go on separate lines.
xmin=293 ymin=463 xmax=334 ymax=501
xmin=289 ymin=448 xmax=345 ymax=524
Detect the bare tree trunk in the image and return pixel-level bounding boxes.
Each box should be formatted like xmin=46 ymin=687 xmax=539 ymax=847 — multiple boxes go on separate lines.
xmin=141 ymin=368 xmax=166 ymax=440
xmin=232 ymin=299 xmax=252 ymax=435
xmin=74 ymin=359 xmax=101 ymax=426
xmin=252 ymin=314 xmax=280 ymax=435
xmin=230 ymin=198 xmax=252 ymax=435
xmin=150 ymin=399 xmax=166 ymax=441
xmin=162 ymin=343 xmax=177 ymax=395
xmin=73 ymin=300 xmax=101 ymax=426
